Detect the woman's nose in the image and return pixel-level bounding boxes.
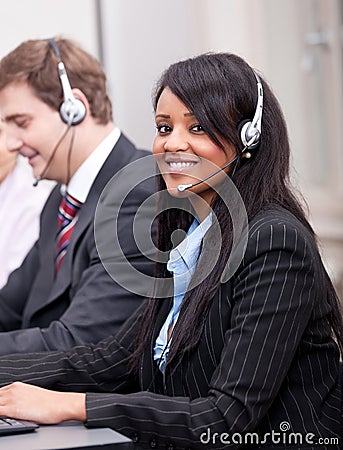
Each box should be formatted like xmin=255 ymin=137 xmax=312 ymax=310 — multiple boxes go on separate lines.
xmin=163 ymin=134 xmax=189 ymax=152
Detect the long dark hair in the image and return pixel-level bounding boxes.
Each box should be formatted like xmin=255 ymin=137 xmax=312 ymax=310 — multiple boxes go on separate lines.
xmin=130 ymin=52 xmax=343 ymax=372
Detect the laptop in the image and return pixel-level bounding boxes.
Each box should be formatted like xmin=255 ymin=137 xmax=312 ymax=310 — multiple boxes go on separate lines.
xmin=0 ymin=417 xmax=38 ymax=436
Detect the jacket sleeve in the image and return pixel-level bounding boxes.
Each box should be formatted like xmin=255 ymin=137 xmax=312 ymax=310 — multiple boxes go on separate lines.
xmin=0 ymin=302 xmax=143 ymax=393
xmin=84 ymin=218 xmax=326 ymax=449
xmin=0 ymin=186 xmax=58 ymax=333
xmin=0 ymin=242 xmax=39 ymax=332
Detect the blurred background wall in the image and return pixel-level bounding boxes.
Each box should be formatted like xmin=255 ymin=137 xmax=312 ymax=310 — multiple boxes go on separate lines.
xmin=1 ymin=0 xmax=342 ymax=299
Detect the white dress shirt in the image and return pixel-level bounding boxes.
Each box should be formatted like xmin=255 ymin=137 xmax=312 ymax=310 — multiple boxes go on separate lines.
xmin=65 ymin=127 xmax=121 ymax=202
xmin=0 ymin=157 xmax=55 ymax=287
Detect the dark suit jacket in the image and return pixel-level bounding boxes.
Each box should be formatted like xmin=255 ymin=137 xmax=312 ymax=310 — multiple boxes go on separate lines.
xmin=0 ymin=133 xmax=155 ymax=355
xmin=0 ymin=206 xmax=340 ymax=449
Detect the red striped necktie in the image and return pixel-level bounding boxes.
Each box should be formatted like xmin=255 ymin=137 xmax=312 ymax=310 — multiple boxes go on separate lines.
xmin=55 ymin=192 xmax=82 ymax=274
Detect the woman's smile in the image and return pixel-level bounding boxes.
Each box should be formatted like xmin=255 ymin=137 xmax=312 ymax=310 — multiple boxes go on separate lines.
xmin=163 ymin=154 xmax=199 ymax=174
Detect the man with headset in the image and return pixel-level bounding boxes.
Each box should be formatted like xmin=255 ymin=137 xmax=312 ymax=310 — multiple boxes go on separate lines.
xmin=0 ymin=37 xmax=155 ymax=355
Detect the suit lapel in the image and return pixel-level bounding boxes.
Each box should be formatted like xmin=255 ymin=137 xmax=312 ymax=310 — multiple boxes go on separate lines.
xmin=30 ymin=134 xmax=140 ymax=313
xmin=35 ymin=186 xmax=61 ymax=299
xmin=140 ymin=297 xmax=172 ymax=391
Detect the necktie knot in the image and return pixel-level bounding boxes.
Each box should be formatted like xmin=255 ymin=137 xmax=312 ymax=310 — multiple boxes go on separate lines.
xmin=56 ymin=192 xmax=82 ymax=274
xmin=58 ymin=192 xmax=82 ymax=230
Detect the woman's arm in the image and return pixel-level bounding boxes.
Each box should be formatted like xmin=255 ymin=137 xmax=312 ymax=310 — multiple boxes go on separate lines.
xmin=0 ymin=302 xmax=144 ymax=392
xmin=0 ymin=299 xmax=144 ymax=425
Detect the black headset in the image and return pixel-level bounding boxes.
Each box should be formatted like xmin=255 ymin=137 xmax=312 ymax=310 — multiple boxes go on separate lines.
xmin=47 ymin=38 xmax=86 ymax=126
xmin=238 ymin=69 xmax=263 ymax=151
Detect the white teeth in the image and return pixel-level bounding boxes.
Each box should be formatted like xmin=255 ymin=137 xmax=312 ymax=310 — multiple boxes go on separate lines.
xmin=169 ymin=162 xmax=195 ymax=169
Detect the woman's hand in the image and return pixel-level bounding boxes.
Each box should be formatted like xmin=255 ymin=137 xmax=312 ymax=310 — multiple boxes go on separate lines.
xmin=0 ymin=382 xmax=86 ymax=424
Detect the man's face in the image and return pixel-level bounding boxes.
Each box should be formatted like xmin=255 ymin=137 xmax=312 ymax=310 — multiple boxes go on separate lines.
xmin=0 ymin=81 xmax=71 ymax=183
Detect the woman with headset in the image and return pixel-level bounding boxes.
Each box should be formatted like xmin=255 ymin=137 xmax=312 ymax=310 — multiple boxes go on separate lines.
xmin=0 ymin=53 xmax=341 ymax=449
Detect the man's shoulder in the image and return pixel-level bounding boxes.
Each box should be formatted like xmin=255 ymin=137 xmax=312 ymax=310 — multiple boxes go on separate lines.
xmin=114 ymin=133 xmax=151 ymax=162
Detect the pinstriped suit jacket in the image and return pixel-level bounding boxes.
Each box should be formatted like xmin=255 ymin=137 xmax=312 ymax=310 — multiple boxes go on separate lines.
xmin=0 ymin=206 xmax=340 ymax=449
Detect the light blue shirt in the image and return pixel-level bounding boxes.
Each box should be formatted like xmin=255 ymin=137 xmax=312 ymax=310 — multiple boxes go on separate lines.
xmin=154 ymin=213 xmax=213 ymax=373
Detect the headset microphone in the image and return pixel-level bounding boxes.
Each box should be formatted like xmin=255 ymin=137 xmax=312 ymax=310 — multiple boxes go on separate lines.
xmin=33 ymin=124 xmax=72 ymax=186
xmin=177 ymin=155 xmax=238 ymax=192
xmin=32 ymin=176 xmax=41 ymax=188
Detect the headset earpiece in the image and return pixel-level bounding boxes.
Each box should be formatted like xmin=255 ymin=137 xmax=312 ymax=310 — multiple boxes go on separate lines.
xmin=238 ymin=119 xmax=261 ymax=150
xmin=59 ymin=97 xmax=86 ymax=126
xmin=47 ymin=38 xmax=86 ymax=126
xmin=237 ymin=69 xmax=263 ymax=151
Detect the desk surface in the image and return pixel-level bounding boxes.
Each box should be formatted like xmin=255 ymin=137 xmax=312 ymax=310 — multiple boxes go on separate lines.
xmin=0 ymin=421 xmax=133 ymax=449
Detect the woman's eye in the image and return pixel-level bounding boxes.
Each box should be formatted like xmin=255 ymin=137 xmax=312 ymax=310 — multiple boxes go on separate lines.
xmin=190 ymin=124 xmax=204 ymax=133
xmin=156 ymin=124 xmax=171 ymax=134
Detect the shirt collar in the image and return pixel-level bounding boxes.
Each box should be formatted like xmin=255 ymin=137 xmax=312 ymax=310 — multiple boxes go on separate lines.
xmin=167 ymin=213 xmax=213 ymax=275
xmin=61 ymin=126 xmax=121 ymax=202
